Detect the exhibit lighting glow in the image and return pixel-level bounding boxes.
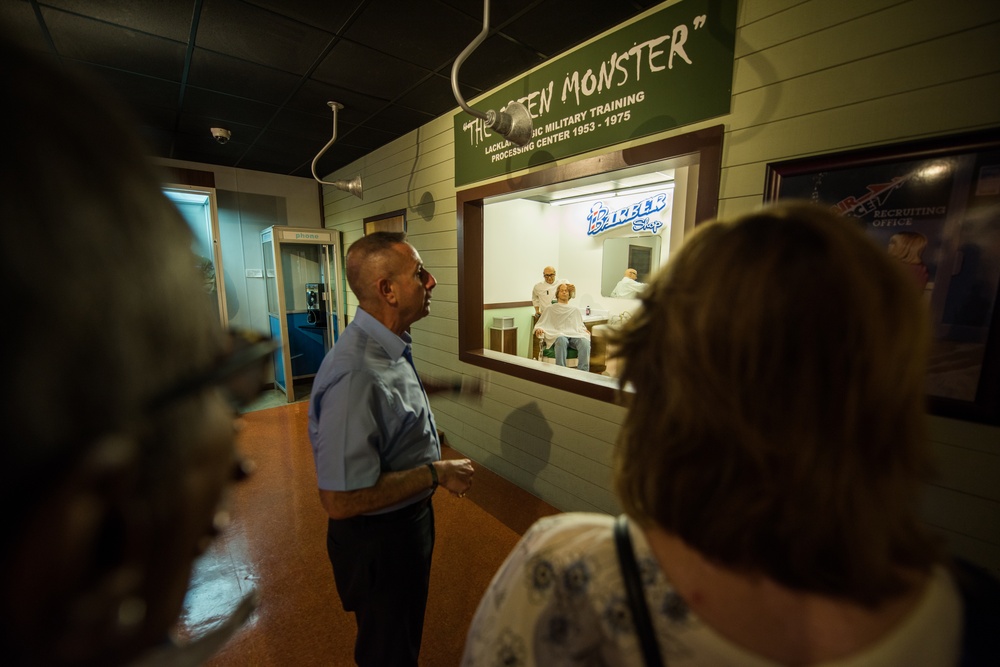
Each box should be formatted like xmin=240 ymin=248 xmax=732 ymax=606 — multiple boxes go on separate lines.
xmin=549 ymin=181 xmax=675 ymax=206
xmin=918 ymin=163 xmax=949 ymax=180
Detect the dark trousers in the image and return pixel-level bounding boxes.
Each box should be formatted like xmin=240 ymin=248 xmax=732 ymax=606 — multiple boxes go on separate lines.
xmin=327 ymin=498 xmax=435 ymax=667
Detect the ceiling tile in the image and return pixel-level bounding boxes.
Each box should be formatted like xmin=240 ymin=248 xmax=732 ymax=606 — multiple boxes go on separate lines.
xmin=268 ymin=106 xmax=340 ymax=141
xmin=287 ymin=79 xmax=388 ymax=123
xmin=343 ymin=0 xmax=481 ymax=71
xmin=131 ymin=105 xmax=180 ymax=132
xmin=6 ymin=0 xmax=654 ymax=176
xmin=0 ymin=1 xmax=52 ymax=52
xmin=182 ymin=87 xmax=278 ymax=128
xmin=243 ymin=0 xmax=368 ymax=35
xmin=75 ymin=65 xmax=181 ymax=112
xmin=138 ymin=127 xmax=176 ymax=157
xmin=41 ymin=0 xmax=196 ymax=42
xmin=43 ymin=9 xmax=187 ymax=80
xmin=252 ymin=130 xmax=323 ymax=159
xmin=502 ymin=0 xmax=638 ymax=58
xmin=173 ymin=129 xmax=244 ymax=165
xmin=197 ymin=0 xmax=334 ymax=75
xmin=314 ymin=39 xmax=433 ymax=101
xmin=187 ymin=48 xmax=303 ymax=106
xmin=436 ymin=0 xmax=540 ymax=27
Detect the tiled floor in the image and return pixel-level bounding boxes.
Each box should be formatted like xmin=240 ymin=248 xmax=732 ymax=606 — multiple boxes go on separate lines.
xmin=178 ymin=400 xmax=559 ymax=666
xmin=240 ymin=387 xmax=306 ymax=413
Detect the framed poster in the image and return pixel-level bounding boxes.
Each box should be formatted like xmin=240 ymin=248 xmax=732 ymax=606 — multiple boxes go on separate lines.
xmin=765 ymin=129 xmax=1000 ymax=425
xmin=364 ymin=209 xmax=406 ymax=236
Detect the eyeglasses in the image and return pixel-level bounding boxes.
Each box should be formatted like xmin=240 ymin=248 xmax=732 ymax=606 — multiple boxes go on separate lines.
xmin=146 ymin=329 xmax=280 ymax=413
xmin=543 ymin=273 xmax=556 ymax=277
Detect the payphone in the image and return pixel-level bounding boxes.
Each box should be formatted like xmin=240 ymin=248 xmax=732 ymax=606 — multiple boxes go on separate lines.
xmin=305 ymin=282 xmax=326 ymax=326
xmin=260 ymin=226 xmax=345 ymax=402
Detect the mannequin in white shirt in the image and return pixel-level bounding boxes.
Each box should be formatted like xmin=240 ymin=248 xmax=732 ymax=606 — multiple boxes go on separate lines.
xmin=533 ymin=283 xmax=590 ymax=371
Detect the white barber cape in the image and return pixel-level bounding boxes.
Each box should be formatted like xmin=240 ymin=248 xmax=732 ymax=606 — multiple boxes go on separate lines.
xmin=534 ymin=302 xmax=590 ymax=349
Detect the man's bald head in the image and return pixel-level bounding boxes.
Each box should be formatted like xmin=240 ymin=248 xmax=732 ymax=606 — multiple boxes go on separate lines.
xmin=346 ymin=231 xmax=408 ymax=305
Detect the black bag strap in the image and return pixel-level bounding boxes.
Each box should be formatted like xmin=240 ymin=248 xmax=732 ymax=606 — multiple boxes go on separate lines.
xmin=614 ymin=514 xmax=666 ymax=667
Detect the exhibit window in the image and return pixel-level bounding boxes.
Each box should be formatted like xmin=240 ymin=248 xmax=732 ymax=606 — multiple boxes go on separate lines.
xmin=458 ymin=126 xmax=724 ymax=402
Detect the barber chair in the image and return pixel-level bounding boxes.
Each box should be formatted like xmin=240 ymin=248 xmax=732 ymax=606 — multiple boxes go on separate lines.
xmin=537 ymin=337 xmax=579 ymax=368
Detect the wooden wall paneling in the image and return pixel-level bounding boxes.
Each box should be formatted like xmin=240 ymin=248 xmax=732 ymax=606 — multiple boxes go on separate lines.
xmin=316 ymin=0 xmax=1000 ymax=571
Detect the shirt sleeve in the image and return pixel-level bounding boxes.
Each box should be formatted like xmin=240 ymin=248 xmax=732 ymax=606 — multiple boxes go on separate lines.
xmin=312 ymin=367 xmax=386 ymax=491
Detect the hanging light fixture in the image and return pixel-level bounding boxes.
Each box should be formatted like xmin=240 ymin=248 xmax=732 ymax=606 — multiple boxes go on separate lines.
xmin=310 ymin=101 xmax=363 ymax=199
xmin=451 ymin=0 xmax=532 ymax=147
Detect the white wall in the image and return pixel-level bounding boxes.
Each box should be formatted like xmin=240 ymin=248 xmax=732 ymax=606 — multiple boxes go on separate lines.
xmin=557 ymin=210 xmax=605 ymax=310
xmin=483 ymin=199 xmax=556 ymax=303
xmin=154 ymin=158 xmax=322 ymax=225
xmin=318 ymin=0 xmax=1000 ymax=572
xmin=153 ymin=157 xmax=322 ymax=337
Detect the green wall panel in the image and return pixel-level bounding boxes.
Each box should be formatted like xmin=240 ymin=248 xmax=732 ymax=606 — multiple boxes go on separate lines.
xmin=453 ymin=0 xmax=736 ymax=186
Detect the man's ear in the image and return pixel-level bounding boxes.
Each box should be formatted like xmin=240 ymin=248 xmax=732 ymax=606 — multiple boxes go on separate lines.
xmin=377 ymin=277 xmax=397 ymax=306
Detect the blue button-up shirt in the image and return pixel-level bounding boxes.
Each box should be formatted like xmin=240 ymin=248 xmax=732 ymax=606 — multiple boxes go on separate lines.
xmin=308 ymin=308 xmax=440 ymax=514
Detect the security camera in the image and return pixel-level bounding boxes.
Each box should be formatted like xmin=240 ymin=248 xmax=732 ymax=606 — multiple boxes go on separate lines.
xmin=210 ymin=127 xmax=231 ymax=145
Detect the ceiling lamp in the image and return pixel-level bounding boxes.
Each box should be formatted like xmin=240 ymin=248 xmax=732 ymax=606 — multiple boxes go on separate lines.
xmin=310 ymin=101 xmax=363 ymax=199
xmin=450 ymin=0 xmax=532 ymax=147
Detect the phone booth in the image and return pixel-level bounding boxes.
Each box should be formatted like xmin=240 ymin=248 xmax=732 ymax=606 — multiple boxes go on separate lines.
xmin=260 ymin=226 xmax=346 ymax=402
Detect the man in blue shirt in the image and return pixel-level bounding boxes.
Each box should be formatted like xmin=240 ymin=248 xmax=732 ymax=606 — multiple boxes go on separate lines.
xmin=308 ymin=232 xmax=475 ymax=666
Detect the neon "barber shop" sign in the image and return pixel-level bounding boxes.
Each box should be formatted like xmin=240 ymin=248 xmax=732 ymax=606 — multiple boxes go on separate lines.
xmin=586 ymin=192 xmax=667 ymax=236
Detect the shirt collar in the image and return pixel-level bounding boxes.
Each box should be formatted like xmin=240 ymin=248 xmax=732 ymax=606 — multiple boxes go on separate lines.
xmin=353 ymin=307 xmax=412 ymax=361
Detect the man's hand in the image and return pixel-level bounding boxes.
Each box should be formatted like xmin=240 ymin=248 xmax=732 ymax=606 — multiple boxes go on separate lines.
xmin=435 ymin=458 xmax=474 ymax=497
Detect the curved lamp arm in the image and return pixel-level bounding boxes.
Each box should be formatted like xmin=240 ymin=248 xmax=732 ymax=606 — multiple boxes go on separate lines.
xmin=310 ymin=101 xmax=363 ymax=199
xmin=450 ymin=0 xmax=533 ymax=147
xmin=451 ymin=2 xmax=491 ymax=124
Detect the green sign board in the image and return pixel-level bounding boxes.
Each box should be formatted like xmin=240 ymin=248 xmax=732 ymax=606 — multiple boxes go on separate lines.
xmin=453 ymin=0 xmax=737 ymax=187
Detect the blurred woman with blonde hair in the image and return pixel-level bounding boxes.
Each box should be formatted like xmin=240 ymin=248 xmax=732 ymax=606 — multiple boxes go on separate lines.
xmin=463 ymin=202 xmax=968 ymax=666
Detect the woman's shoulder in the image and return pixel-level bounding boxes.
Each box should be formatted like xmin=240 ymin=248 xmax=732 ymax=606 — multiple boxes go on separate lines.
xmin=512 ymin=513 xmax=619 ymax=572
xmin=526 ymin=512 xmax=615 ymax=536
xmin=462 ymin=513 xmax=635 ymax=666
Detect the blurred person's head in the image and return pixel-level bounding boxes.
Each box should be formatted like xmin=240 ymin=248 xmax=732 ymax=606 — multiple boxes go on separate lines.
xmin=555 ymin=283 xmax=575 ymax=303
xmin=613 ymin=202 xmax=938 ymax=607
xmin=542 ymin=266 xmax=556 ymax=284
xmin=887 ymin=231 xmax=928 ymax=264
xmin=0 ymin=38 xmax=257 ymax=665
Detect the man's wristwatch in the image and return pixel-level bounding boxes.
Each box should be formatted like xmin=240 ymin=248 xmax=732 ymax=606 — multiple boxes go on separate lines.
xmin=427 ymin=462 xmax=438 ymax=490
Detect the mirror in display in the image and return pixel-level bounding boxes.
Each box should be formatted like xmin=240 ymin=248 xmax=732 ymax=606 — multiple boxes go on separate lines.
xmin=601 ymin=236 xmax=660 ymax=297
